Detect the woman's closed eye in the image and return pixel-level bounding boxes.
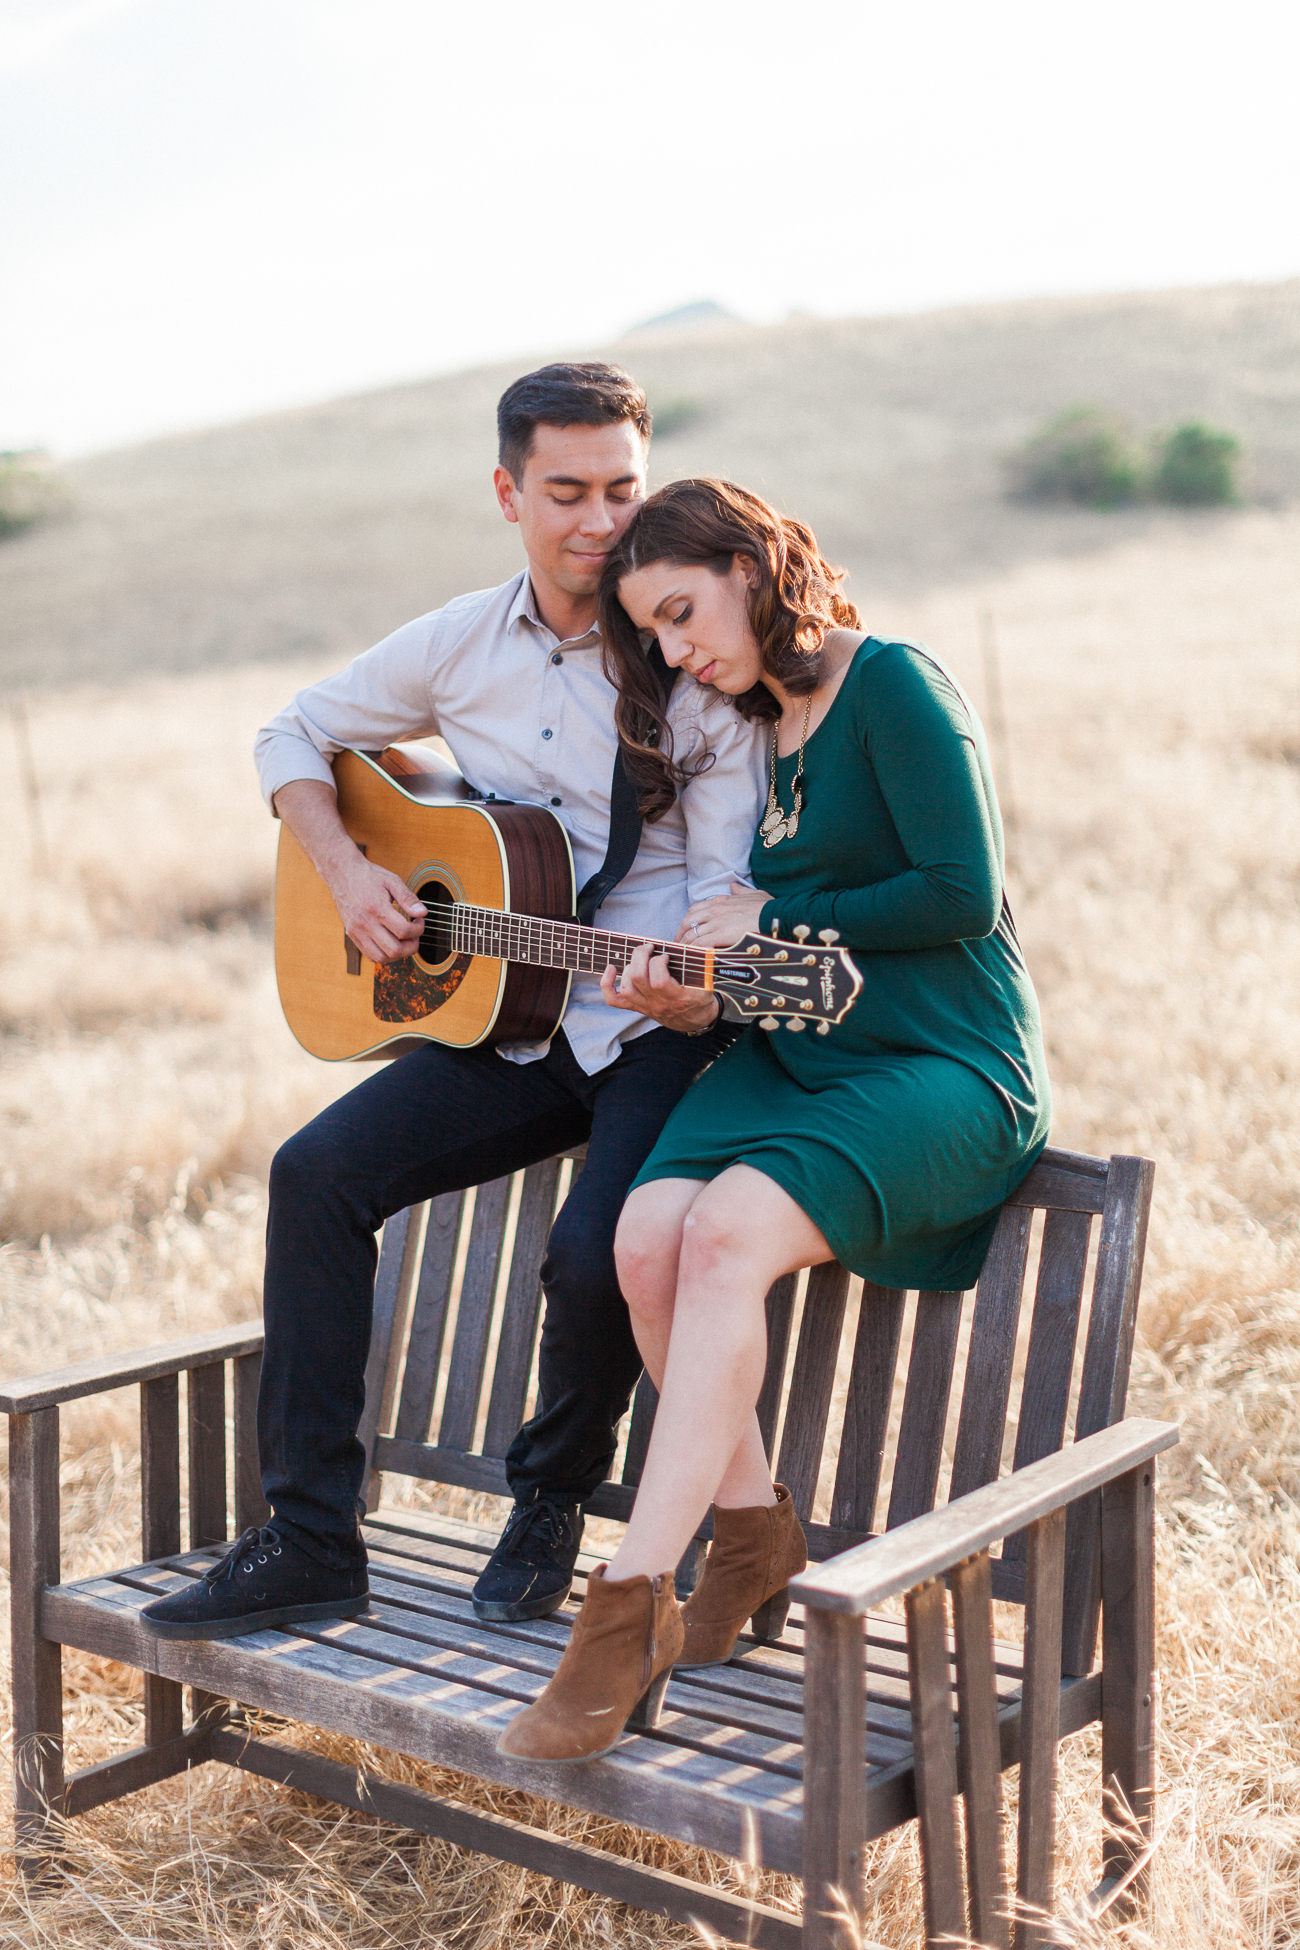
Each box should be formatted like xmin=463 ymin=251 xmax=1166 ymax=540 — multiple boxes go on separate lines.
xmin=669 ymin=606 xmax=692 ymax=627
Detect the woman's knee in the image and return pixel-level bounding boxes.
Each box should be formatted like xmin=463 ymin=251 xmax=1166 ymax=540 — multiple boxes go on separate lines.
xmin=614 ymin=1193 xmax=681 ymax=1318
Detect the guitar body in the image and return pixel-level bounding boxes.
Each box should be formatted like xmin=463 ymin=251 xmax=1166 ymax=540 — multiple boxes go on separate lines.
xmin=275 ymin=747 xmax=576 ymax=1061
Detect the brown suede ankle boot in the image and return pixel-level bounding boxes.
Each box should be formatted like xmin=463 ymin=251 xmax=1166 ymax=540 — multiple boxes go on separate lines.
xmin=496 ymin=1565 xmax=684 ymax=1764
xmin=677 ymin=1483 xmax=807 ymax=1669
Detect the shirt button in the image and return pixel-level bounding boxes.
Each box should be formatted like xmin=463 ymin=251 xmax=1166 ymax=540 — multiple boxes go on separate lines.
xmin=541 ymin=728 xmax=553 ymax=739
xmin=550 ymin=795 xmax=562 ymax=806
xmin=551 ymin=653 xmax=563 ymax=665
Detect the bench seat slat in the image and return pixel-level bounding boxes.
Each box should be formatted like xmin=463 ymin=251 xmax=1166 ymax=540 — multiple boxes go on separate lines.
xmin=43 ymin=1580 xmax=810 ymax=1870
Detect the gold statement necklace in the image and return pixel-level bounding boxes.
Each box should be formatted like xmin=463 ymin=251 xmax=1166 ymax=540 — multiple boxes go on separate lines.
xmin=759 ymin=692 xmax=814 ymax=849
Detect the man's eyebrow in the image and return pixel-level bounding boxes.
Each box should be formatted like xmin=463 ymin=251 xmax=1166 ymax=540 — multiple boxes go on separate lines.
xmin=540 ymin=472 xmax=641 ymax=489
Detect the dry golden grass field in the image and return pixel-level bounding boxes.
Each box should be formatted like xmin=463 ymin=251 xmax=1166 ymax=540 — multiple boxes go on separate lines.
xmin=2 ymin=284 xmax=1299 ymax=1945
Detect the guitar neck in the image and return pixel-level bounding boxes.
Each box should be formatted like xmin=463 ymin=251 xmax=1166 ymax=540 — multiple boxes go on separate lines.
xmin=425 ymin=903 xmax=714 ymax=985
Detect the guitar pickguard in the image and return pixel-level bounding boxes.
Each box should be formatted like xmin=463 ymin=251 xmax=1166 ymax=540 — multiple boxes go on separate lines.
xmin=373 ymin=952 xmax=474 ymax=1024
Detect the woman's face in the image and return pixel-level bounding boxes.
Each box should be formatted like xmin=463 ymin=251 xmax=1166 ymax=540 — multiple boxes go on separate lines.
xmin=616 ymin=556 xmax=762 ymax=695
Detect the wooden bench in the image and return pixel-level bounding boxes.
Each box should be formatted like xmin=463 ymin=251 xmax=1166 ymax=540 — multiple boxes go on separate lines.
xmin=5 ymin=1142 xmax=1177 ymax=1949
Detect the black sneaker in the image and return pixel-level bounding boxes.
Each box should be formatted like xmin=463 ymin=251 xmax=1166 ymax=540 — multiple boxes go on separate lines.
xmin=141 ymin=1526 xmax=369 ymax=1641
xmin=471 ymin=1495 xmax=583 ymax=1622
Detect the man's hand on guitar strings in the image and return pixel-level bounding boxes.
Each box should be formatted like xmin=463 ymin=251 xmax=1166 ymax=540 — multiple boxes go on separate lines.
xmin=600 ymin=942 xmax=721 ymax=1035
xmin=331 ymin=856 xmax=427 ymax=964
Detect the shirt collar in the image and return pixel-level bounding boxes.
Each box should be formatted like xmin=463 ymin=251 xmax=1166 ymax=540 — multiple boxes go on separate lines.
xmin=507 ymin=571 xmax=602 ymax=647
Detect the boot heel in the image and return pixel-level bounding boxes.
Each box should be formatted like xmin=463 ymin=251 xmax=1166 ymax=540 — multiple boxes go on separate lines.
xmin=749 ymin=1588 xmax=791 ymax=1644
xmin=626 ymin=1666 xmax=673 ymax=1731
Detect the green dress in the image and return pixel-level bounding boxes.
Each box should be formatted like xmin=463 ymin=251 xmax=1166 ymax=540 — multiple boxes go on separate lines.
xmin=633 ymin=637 xmax=1052 ymax=1291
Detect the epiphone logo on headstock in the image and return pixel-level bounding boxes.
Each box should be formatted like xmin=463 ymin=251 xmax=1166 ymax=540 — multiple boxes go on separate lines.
xmin=820 ymin=957 xmax=838 ymax=1014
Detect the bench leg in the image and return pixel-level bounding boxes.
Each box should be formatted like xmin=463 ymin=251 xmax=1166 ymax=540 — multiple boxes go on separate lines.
xmin=801 ymin=1608 xmax=865 ymax=1950
xmin=140 ymin=1375 xmax=185 ymax=1745
xmin=906 ymin=1577 xmax=966 ymax=1949
xmin=187 ymin=1362 xmax=230 ymax=1727
xmin=9 ymin=1408 xmax=65 ymax=1876
xmin=1100 ymin=1460 xmax=1156 ymax=1903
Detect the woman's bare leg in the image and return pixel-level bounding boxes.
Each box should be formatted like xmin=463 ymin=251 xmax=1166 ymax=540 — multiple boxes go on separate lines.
xmin=608 ymin=1165 xmax=833 ymax=1582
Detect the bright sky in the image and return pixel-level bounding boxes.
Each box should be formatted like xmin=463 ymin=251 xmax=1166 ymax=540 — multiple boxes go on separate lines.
xmin=4 ymin=0 xmax=1299 ymax=456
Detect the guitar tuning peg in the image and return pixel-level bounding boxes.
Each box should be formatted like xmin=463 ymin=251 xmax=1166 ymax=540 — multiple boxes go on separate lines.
xmin=785 ymin=1018 xmax=805 ymax=1032
xmin=792 ymin=924 xmax=810 ymax=942
xmin=817 ymin=928 xmax=840 ymax=945
xmin=816 ymin=1021 xmax=831 ymax=1035
xmin=759 ymin=1016 xmax=780 ymax=1032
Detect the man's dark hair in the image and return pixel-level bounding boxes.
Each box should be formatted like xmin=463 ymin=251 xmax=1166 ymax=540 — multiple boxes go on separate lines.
xmin=496 ymin=362 xmax=651 ymax=483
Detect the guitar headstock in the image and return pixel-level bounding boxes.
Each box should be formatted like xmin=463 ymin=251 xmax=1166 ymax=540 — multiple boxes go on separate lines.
xmin=713 ymin=932 xmax=862 ymax=1033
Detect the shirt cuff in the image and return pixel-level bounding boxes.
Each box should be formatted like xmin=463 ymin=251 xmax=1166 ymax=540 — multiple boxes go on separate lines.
xmin=257 ymin=737 xmax=337 ymax=813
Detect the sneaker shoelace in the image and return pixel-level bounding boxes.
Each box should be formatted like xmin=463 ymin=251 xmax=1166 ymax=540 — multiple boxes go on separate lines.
xmin=203 ymin=1525 xmax=283 ymax=1584
xmin=501 ymin=1500 xmax=570 ymax=1561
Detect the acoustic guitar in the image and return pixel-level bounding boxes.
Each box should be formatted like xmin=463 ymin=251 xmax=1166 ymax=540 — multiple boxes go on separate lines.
xmin=274 ymin=744 xmax=863 ymax=1061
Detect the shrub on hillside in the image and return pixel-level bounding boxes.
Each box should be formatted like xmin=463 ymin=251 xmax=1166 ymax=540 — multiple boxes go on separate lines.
xmin=1008 ymin=406 xmax=1144 ymax=508
xmin=1153 ymin=421 xmax=1240 ymax=505
xmin=649 ymin=395 xmax=702 ymax=439
xmin=0 ymin=448 xmax=65 ymax=538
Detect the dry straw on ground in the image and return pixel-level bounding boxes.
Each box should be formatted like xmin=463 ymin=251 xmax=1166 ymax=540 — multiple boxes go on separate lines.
xmin=1 ymin=506 xmax=1298 ymax=1944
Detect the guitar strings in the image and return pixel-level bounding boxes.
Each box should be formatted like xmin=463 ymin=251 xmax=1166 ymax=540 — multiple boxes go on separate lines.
xmin=414 ymin=903 xmax=719 ymax=979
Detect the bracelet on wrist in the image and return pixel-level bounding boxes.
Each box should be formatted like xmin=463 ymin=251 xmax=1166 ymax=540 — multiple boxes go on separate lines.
xmin=684 ymin=994 xmax=722 ymax=1037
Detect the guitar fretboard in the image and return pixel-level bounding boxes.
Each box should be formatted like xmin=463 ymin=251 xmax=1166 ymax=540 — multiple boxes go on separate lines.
xmin=418 ymin=903 xmax=715 ymax=985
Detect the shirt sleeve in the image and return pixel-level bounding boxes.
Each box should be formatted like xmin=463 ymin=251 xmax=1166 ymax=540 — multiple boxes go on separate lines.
xmin=675 ymin=690 xmax=769 ymax=904
xmin=253 ymin=613 xmax=444 ymax=812
xmin=758 ymin=648 xmax=1004 ymax=950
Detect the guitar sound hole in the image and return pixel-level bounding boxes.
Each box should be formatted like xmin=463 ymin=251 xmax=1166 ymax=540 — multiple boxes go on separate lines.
xmin=415 ymin=881 xmax=458 ymax=969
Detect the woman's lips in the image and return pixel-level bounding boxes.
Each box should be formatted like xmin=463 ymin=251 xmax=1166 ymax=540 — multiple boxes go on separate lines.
xmin=693 ymin=660 xmax=717 ymax=684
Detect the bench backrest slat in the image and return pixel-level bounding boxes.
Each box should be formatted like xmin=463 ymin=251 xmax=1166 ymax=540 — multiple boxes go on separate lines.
xmin=435 ymin=1175 xmax=513 ymax=1451
xmin=755 ymin=1274 xmax=799 ymax=1461
xmin=829 ymin=1283 xmax=906 ymax=1533
xmin=949 ymin=1205 xmax=1036 ymax=1502
xmin=621 ymin=1372 xmax=658 ymax=1486
xmin=482 ymin=1159 xmax=563 ymax=1456
xmin=775 ymin=1263 xmax=852 ymax=1520
xmin=361 ymin=1144 xmax=1153 ymax=1674
xmin=1008 ymin=1206 xmax=1092 ymax=1479
xmin=886 ymin=1289 xmax=964 ymax=1529
xmin=360 ymin=1204 xmax=423 ymax=1508
xmin=393 ymin=1190 xmax=465 ymax=1443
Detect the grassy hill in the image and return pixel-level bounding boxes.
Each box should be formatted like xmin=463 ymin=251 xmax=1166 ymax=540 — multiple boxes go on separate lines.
xmin=2 ymin=276 xmax=1298 ymax=689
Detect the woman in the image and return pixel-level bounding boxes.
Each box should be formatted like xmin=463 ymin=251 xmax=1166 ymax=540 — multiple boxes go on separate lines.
xmin=497 ymin=480 xmax=1051 ymax=1764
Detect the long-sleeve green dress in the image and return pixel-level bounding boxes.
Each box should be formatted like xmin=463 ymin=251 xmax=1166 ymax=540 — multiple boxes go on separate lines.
xmin=632 ymin=636 xmax=1052 ymax=1292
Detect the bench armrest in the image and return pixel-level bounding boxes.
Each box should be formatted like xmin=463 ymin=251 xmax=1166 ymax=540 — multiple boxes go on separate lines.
xmin=791 ymin=1416 xmax=1178 ymax=1616
xmin=0 ymin=1322 xmax=265 ymax=1415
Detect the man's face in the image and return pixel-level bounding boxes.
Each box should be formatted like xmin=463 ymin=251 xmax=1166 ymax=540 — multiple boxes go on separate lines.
xmin=494 ymin=421 xmax=647 ymax=601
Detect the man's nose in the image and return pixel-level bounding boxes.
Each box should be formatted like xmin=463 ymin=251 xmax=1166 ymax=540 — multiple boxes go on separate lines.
xmin=577 ymin=499 xmax=617 ymax=536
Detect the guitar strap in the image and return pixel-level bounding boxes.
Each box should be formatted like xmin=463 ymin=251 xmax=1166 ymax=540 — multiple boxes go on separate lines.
xmin=576 ymin=643 xmax=680 ymax=927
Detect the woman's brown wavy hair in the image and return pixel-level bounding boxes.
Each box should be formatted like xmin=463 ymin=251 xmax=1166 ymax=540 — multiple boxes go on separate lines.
xmin=598 ymin=477 xmax=861 ymax=821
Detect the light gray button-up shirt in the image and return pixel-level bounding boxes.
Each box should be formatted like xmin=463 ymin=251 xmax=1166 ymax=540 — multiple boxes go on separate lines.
xmin=255 ymin=570 xmax=768 ymax=1074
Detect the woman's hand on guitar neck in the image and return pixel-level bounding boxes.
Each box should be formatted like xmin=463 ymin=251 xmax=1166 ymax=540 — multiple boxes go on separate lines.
xmin=274 ymin=778 xmax=426 ymax=963
xmin=676 ymin=881 xmax=771 ymax=948
xmin=600 ymin=943 xmax=721 ymax=1035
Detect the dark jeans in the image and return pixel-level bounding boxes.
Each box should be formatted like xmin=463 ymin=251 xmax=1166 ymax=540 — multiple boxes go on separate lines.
xmin=259 ymin=1022 xmax=732 ymax=1566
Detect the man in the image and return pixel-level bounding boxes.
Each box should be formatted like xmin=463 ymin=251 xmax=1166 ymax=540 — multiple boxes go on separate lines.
xmin=142 ymin=361 xmax=766 ymax=1641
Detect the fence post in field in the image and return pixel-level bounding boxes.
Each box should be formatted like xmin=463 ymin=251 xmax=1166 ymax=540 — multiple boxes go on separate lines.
xmin=979 ymin=607 xmax=1019 ymax=850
